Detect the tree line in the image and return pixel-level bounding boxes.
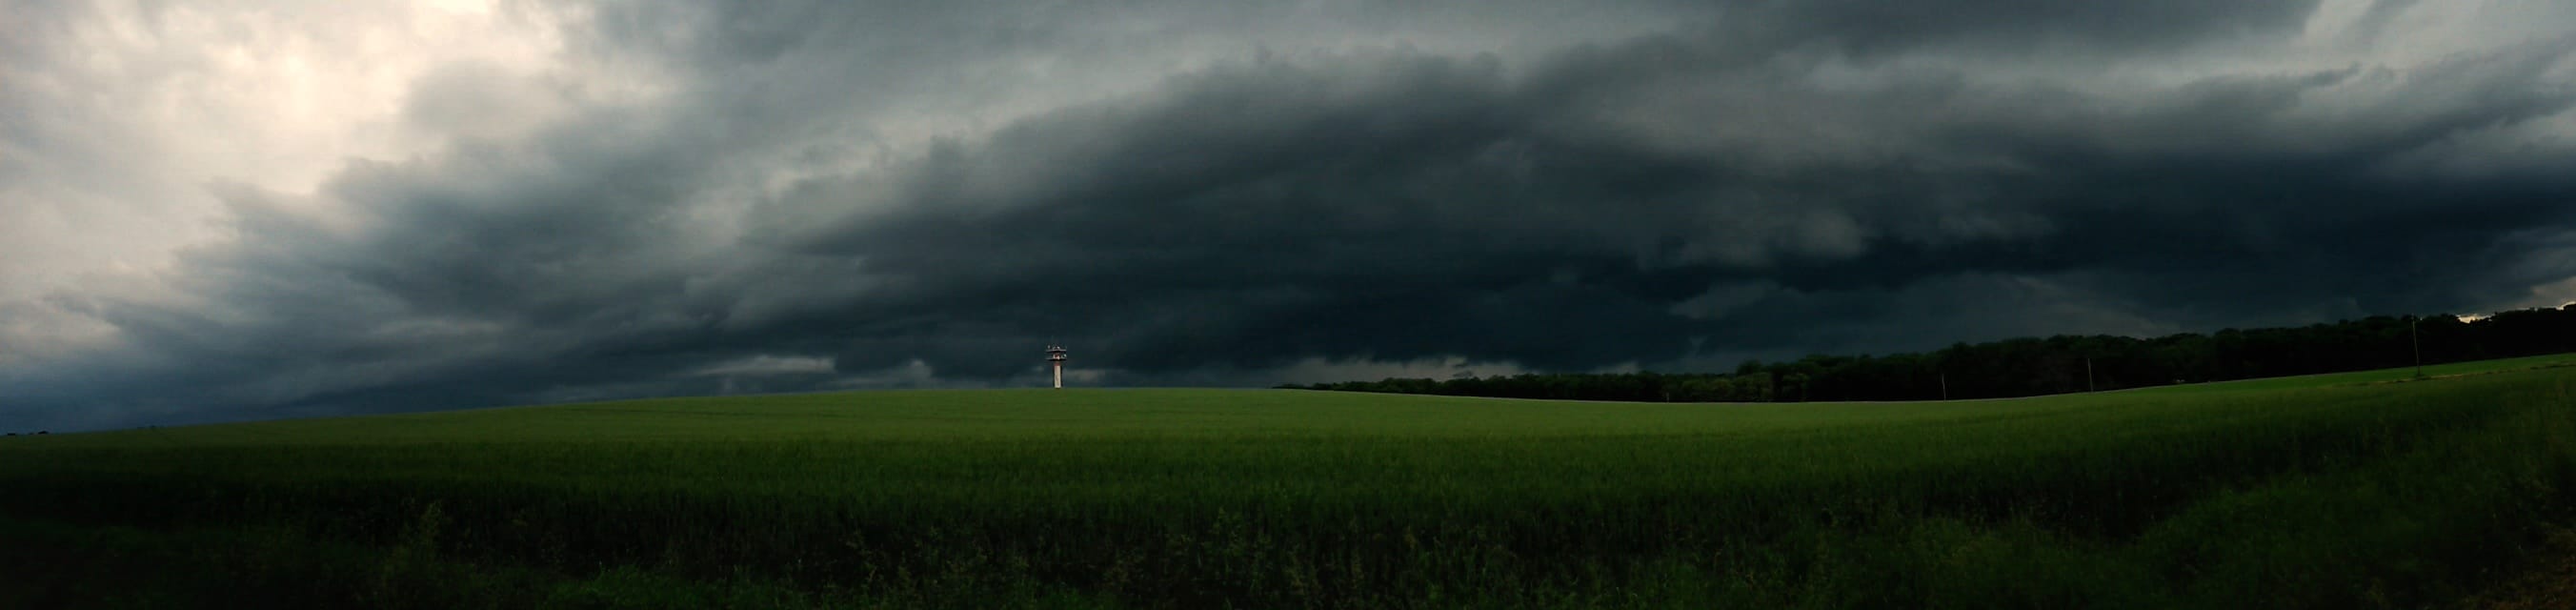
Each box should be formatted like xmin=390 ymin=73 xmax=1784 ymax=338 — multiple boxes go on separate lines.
xmin=1291 ymin=305 xmax=2576 ymax=402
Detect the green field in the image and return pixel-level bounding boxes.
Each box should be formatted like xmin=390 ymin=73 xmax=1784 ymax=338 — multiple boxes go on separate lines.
xmin=6 ymin=355 xmax=2576 ymax=609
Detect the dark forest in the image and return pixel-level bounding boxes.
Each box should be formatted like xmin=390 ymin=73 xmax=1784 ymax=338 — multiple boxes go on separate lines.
xmin=1298 ymin=306 xmax=2576 ymax=402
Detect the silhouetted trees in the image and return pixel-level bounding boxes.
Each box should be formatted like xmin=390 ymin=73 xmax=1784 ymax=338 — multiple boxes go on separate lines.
xmin=1295 ymin=305 xmax=2576 ymax=402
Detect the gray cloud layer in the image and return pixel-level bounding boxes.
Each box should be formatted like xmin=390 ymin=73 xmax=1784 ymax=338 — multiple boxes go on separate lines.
xmin=6 ymin=0 xmax=2575 ymax=430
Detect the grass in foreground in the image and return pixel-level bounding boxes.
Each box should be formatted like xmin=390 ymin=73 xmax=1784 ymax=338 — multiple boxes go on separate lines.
xmin=3 ymin=354 xmax=2574 ymax=608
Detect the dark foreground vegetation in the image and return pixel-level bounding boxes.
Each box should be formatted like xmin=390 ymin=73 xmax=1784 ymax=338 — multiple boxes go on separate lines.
xmin=2 ymin=356 xmax=2573 ymax=608
xmin=1301 ymin=305 xmax=2576 ymax=402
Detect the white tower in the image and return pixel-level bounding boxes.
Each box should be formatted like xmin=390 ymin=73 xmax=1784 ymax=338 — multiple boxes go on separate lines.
xmin=1046 ymin=345 xmax=1069 ymax=389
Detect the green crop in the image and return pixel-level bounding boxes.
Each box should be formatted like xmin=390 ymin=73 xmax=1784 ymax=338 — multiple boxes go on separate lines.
xmin=5 ymin=354 xmax=2573 ymax=609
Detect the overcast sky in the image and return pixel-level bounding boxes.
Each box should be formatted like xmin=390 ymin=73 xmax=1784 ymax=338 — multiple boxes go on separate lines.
xmin=5 ymin=0 xmax=2575 ymax=431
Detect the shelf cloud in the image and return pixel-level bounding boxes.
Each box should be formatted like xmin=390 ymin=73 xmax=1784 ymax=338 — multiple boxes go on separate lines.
xmin=6 ymin=0 xmax=2575 ymax=430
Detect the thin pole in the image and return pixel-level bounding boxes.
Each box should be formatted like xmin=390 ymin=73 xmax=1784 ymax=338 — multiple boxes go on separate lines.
xmin=2411 ymin=317 xmax=2424 ymax=377
xmin=2085 ymin=356 xmax=2095 ymax=393
xmin=1939 ymin=373 xmax=1948 ymax=400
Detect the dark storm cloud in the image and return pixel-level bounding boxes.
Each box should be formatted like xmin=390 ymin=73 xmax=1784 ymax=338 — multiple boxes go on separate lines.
xmin=6 ymin=0 xmax=2575 ymax=431
xmin=749 ymin=33 xmax=2576 ymax=376
xmin=1721 ymin=0 xmax=2322 ymax=56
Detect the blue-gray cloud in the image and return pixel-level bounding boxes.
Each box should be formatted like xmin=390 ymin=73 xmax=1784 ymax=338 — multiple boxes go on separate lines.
xmin=4 ymin=0 xmax=2574 ymax=431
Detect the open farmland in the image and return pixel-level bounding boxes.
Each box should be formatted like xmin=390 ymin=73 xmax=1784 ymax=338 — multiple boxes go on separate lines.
xmin=5 ymin=355 xmax=2576 ymax=609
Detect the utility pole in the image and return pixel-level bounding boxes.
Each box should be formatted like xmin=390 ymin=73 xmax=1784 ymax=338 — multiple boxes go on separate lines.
xmin=1939 ymin=373 xmax=1948 ymax=400
xmin=2411 ymin=317 xmax=2424 ymax=378
xmin=2085 ymin=356 xmax=2095 ymax=393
